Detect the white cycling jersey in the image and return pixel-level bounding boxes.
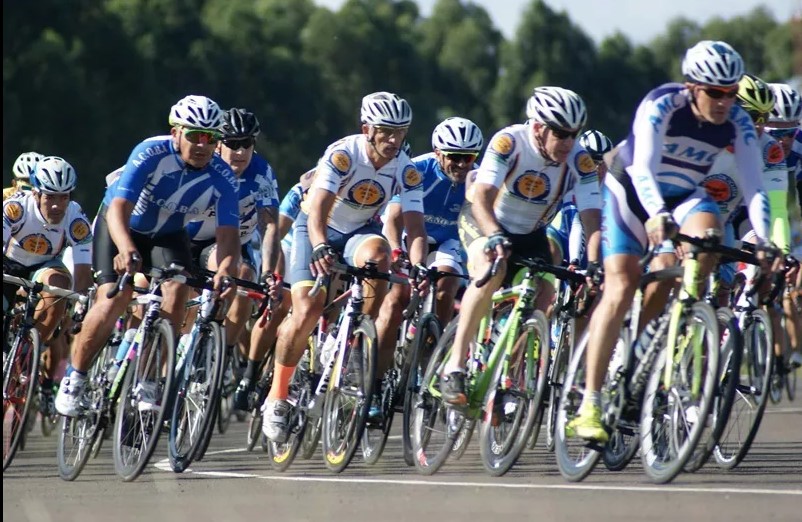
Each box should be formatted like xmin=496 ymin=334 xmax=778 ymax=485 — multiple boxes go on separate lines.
xmin=309 ymin=134 xmax=424 ymax=234
xmin=2 ymin=192 xmax=92 ymax=267
xmin=471 ymin=124 xmax=602 ymax=234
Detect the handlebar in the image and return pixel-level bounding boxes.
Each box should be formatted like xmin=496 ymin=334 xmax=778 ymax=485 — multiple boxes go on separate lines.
xmin=309 ymin=261 xmax=408 ymax=298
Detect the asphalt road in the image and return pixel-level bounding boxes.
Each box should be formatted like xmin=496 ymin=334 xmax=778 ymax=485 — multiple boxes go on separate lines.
xmin=4 ymin=403 xmax=801 ymax=522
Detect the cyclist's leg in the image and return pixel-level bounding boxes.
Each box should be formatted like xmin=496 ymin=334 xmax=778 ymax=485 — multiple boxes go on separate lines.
xmin=31 ymin=263 xmax=72 ymax=342
xmin=673 ymin=192 xmax=722 ymax=294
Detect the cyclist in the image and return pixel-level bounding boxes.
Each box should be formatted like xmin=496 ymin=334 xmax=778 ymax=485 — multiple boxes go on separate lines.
xmin=55 ymin=95 xmax=242 ymax=417
xmin=3 ymin=152 xmax=43 ymax=200
xmin=440 ymin=86 xmax=603 ymax=405
xmin=3 ymin=156 xmax=93 ymax=415
xmin=186 ymin=107 xmax=282 ymax=389
xmin=261 ymin=91 xmax=427 ymax=442
xmin=569 ymin=41 xmax=777 ymax=442
xmin=381 ymin=116 xmax=482 ymax=357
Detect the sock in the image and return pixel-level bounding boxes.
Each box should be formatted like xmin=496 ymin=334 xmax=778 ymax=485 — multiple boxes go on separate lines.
xmin=267 ymin=362 xmax=296 ymax=401
xmin=65 ymin=364 xmax=87 ymax=379
xmin=243 ymin=359 xmax=260 ymax=382
xmin=443 ymin=359 xmax=466 ymax=375
xmin=582 ymin=390 xmax=601 ymax=410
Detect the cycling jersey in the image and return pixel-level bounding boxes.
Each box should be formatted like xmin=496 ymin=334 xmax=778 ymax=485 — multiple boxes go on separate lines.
xmin=279 ymin=181 xmax=305 ymax=257
xmin=187 ymin=152 xmax=279 ymax=244
xmin=3 ymin=182 xmax=31 ymax=201
xmin=785 ymin=130 xmax=802 ymax=254
xmin=309 ymin=134 xmax=424 ymax=234
xmin=3 ymin=192 xmax=92 ymax=267
xmin=701 ymin=134 xmax=788 ymax=251
xmin=620 ymin=82 xmax=770 ymax=239
xmin=547 ymin=200 xmax=586 ymax=265
xmin=471 ymin=123 xmax=601 ymax=234
xmin=102 ymin=136 xmax=240 ymax=237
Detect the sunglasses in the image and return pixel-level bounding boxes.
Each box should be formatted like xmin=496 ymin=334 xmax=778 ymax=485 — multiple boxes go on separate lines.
xmin=373 ymin=126 xmax=409 ymax=138
xmin=222 ymin=137 xmax=255 ymax=150
xmin=548 ymin=126 xmax=580 ymax=140
xmin=441 ymin=151 xmax=478 ymax=163
xmin=745 ymin=110 xmax=769 ymax=125
xmin=766 ymin=127 xmax=798 ymax=139
xmin=701 ymin=86 xmax=738 ymax=100
xmin=183 ymin=128 xmax=222 ymax=144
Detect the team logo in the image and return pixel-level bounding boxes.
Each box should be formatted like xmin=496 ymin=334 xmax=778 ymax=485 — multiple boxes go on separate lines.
xmin=20 ymin=234 xmax=52 ymax=255
xmin=402 ymin=165 xmax=422 ymax=188
xmin=513 ymin=171 xmax=550 ymax=201
xmin=328 ymin=150 xmax=351 ymax=174
xmin=764 ymin=141 xmax=784 ymax=165
xmin=70 ymin=218 xmax=91 ymax=242
xmin=490 ymin=133 xmax=515 ymax=157
xmin=3 ymin=201 xmax=24 ymax=223
xmin=702 ymin=174 xmax=738 ymax=203
xmin=576 ymin=152 xmax=596 ymax=175
xmin=348 ymin=180 xmax=385 ymax=206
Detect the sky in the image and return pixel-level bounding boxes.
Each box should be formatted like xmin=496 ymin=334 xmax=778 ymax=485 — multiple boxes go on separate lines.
xmin=313 ymin=0 xmax=798 ymax=44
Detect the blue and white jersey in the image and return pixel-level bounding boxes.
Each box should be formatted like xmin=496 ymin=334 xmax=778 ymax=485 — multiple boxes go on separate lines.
xmin=187 ymin=153 xmax=279 ymax=244
xmin=387 ymin=152 xmax=467 ymax=245
xmin=102 ymin=136 xmax=240 ymax=237
xmin=279 ymin=182 xmax=305 ymax=254
xmin=619 ymin=82 xmax=770 ymax=239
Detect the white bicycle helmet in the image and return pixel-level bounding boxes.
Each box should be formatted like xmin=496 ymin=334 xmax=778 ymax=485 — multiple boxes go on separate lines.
xmin=12 ymin=151 xmax=44 ymax=181
xmin=431 ymin=117 xmax=484 ymax=152
xmin=168 ymin=95 xmax=224 ymax=130
xmin=526 ymin=86 xmax=587 ymax=131
xmin=767 ymin=83 xmax=802 ymax=123
xmin=579 ymin=129 xmax=613 ymax=160
xmin=360 ymin=92 xmax=412 ymax=127
xmin=682 ymin=40 xmax=744 ymax=87
xmin=32 ymin=156 xmax=77 ymax=194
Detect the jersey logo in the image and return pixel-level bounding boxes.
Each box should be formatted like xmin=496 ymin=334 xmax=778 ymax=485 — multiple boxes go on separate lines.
xmin=20 ymin=234 xmax=53 ymax=255
xmin=4 ymin=201 xmax=24 ymax=223
xmin=575 ymin=152 xmax=596 ymax=175
xmin=348 ymin=180 xmax=385 ymax=206
xmin=490 ymin=133 xmax=515 ymax=158
xmin=402 ymin=165 xmax=422 ymax=189
xmin=702 ymin=174 xmax=738 ymax=203
xmin=328 ymin=150 xmax=352 ymax=174
xmin=513 ymin=171 xmax=550 ymax=201
xmin=764 ymin=142 xmax=784 ymax=165
xmin=70 ymin=218 xmax=91 ymax=243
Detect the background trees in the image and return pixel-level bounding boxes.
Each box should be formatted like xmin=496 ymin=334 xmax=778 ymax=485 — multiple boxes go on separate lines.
xmin=2 ymin=0 xmax=794 ymax=211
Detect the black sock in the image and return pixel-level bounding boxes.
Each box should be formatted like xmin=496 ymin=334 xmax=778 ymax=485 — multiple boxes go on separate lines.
xmin=244 ymin=359 xmax=260 ymax=382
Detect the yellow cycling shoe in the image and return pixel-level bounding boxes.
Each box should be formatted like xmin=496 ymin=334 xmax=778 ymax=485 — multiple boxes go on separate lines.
xmin=565 ymin=404 xmax=608 ymax=443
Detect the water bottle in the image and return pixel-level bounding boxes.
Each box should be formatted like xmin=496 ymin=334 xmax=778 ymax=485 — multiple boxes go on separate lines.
xmin=108 ymin=328 xmax=136 ymax=383
xmin=176 ymin=333 xmax=191 ymax=371
xmin=320 ymin=333 xmax=337 ymax=366
xmin=634 ymin=320 xmax=658 ymax=360
xmin=405 ymin=323 xmax=417 ymax=343
xmin=489 ymin=315 xmax=508 ymax=346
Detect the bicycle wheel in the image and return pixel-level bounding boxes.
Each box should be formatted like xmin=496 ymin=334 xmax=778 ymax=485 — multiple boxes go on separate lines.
xmin=554 ymin=330 xmax=602 ymax=481
xmin=545 ymin=317 xmax=574 ymax=452
xmin=714 ymin=309 xmax=773 ymax=469
xmin=684 ymin=307 xmax=742 ymax=472
xmin=57 ymin=345 xmax=110 ymax=481
xmin=322 ymin=316 xmax=377 ymax=473
xmin=112 ymin=319 xmax=175 ymax=481
xmin=268 ymin=368 xmax=311 ymax=471
xmin=640 ymin=302 xmax=719 ymax=484
xmin=401 ymin=313 xmax=441 ymax=466
xmin=479 ymin=311 xmax=548 ymax=476
xmin=602 ymin=332 xmax=639 ymax=472
xmin=169 ymin=322 xmax=225 ymax=472
xmin=216 ymin=353 xmax=235 ymax=435
xmin=410 ymin=318 xmax=464 ymax=475
xmin=3 ymin=327 xmax=41 ymax=471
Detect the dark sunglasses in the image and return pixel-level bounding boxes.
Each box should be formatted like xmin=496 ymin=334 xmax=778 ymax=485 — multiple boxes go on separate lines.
xmin=222 ymin=137 xmax=255 ymax=150
xmin=548 ymin=126 xmax=580 ymax=140
xmin=702 ymin=87 xmax=738 ymax=100
xmin=183 ymin=128 xmax=222 ymax=144
xmin=441 ymin=151 xmax=478 ymax=163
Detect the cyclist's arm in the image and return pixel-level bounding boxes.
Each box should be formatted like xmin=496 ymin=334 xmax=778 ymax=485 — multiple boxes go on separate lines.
xmin=214 ymin=225 xmax=240 ymax=278
xmin=471 ymin=182 xmax=503 ymax=236
xmin=401 ymin=210 xmax=427 ymax=267
xmin=258 ymin=206 xmax=280 ymax=275
xmin=627 ymin=95 xmax=672 ymax=217
xmin=384 ymin=201 xmax=404 ymax=251
xmin=578 ymin=209 xmax=601 ymax=264
xmin=733 ymin=123 xmax=771 ymax=242
xmin=106 ymin=197 xmax=138 ymax=256
xmin=74 ymin=263 xmax=93 ymax=293
xmin=307 ymin=187 xmax=337 ymax=247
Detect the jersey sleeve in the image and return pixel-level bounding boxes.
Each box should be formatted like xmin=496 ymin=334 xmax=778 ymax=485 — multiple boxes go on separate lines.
xmin=65 ymin=202 xmax=93 ymax=264
xmin=113 ymin=141 xmax=165 ymax=202
xmin=474 ymin=131 xmax=516 ymax=188
xmin=313 ymin=145 xmax=354 ymax=195
xmin=255 ymin=165 xmax=279 ymax=210
xmin=397 ymin=162 xmax=424 ymax=214
xmin=212 ymin=163 xmax=241 ymax=228
xmin=2 ymin=198 xmax=25 ymax=248
xmin=732 ymin=114 xmax=770 ymax=242
xmin=279 ymin=184 xmax=304 ymax=222
xmin=626 ymin=93 xmax=674 ymax=216
xmin=571 ymin=150 xmax=602 ymax=212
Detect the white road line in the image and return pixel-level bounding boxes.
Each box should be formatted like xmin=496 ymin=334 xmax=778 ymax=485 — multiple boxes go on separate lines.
xmin=764 ymin=407 xmax=802 ymax=414
xmin=154 ymin=448 xmax=802 ymax=497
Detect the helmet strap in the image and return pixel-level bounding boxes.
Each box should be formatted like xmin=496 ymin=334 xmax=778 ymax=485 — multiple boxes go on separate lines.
xmin=532 ymin=123 xmax=558 ymax=164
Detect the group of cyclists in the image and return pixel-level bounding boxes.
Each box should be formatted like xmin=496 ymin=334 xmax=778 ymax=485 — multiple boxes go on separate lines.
xmin=3 ymin=38 xmax=801 ymax=475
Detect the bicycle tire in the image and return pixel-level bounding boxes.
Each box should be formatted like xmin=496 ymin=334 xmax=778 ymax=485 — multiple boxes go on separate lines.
xmin=640 ymin=302 xmax=719 ymax=484
xmin=112 ymin=319 xmax=175 ymax=481
xmin=684 ymin=307 xmax=742 ymax=472
xmin=322 ymin=315 xmax=377 ymax=473
xmin=479 ymin=310 xmax=549 ymax=476
xmin=3 ymin=326 xmax=41 ymax=471
xmin=401 ymin=313 xmax=441 ymax=466
xmin=268 ymin=370 xmax=311 ymax=471
xmin=554 ymin=330 xmax=602 ymax=482
xmin=601 ymin=331 xmax=639 ymax=472
xmin=545 ymin=317 xmax=574 ymax=452
xmin=714 ymin=308 xmax=773 ymax=469
xmin=216 ymin=354 xmax=235 ymax=435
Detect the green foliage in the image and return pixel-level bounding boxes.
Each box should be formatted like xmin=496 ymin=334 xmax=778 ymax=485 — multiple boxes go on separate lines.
xmin=2 ymin=0 xmax=793 ymax=212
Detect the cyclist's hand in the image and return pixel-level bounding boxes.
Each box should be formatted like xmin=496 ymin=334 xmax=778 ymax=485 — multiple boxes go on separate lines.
xmin=645 ymin=211 xmax=678 ymax=247
xmin=391 ymin=248 xmax=409 ymax=273
xmin=784 ymin=255 xmax=799 ymax=284
xmin=410 ymin=263 xmax=430 ymax=295
xmin=213 ymin=273 xmax=236 ymax=300
xmin=310 ymin=243 xmax=337 ymax=277
xmin=755 ymin=241 xmax=782 ymax=274
xmin=262 ymin=272 xmax=283 ymax=301
xmin=585 ymin=261 xmax=603 ymax=293
xmin=484 ymin=231 xmax=511 ymax=261
xmin=113 ymin=247 xmax=142 ymax=275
